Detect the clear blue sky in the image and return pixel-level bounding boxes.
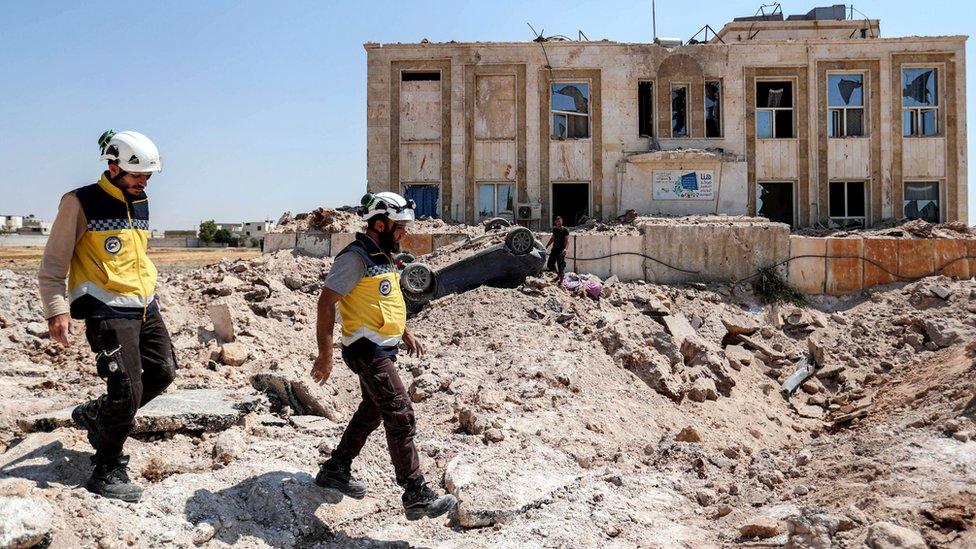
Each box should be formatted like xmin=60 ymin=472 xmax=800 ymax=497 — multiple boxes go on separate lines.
xmin=0 ymin=1 xmax=971 ymax=229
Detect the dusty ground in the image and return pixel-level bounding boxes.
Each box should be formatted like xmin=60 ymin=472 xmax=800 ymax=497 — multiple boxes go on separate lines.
xmin=0 ymin=247 xmax=974 ymax=548
xmin=0 ymin=247 xmax=262 ymax=274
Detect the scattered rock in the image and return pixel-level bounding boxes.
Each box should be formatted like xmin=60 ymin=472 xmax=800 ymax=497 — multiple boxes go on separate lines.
xmin=459 ymin=408 xmax=487 ymax=435
xmin=191 ymin=522 xmax=216 ymax=546
xmin=929 ymin=284 xmax=951 ymax=300
xmin=24 ymin=323 xmax=49 ymax=339
xmin=484 ymin=428 xmax=505 ymax=443
xmin=208 ymin=302 xmax=235 ymax=343
xmin=676 ymin=426 xmax=702 ymax=443
xmin=212 ymin=430 xmax=245 ymax=465
xmin=739 ymin=516 xmax=781 ymax=539
xmin=688 ymin=377 xmax=718 ymax=402
xmin=0 ymin=496 xmax=52 ymax=549
xmin=786 ymin=508 xmax=840 ymax=549
xmin=865 ymin=522 xmax=926 ymax=549
xmin=220 ymin=342 xmax=250 ymax=366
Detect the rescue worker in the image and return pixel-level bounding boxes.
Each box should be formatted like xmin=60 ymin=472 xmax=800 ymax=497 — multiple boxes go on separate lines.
xmin=38 ymin=130 xmax=175 ymax=503
xmin=310 ymin=192 xmax=457 ymax=521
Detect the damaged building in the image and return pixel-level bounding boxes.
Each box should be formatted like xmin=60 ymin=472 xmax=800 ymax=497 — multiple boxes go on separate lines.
xmin=364 ymin=4 xmax=968 ymax=229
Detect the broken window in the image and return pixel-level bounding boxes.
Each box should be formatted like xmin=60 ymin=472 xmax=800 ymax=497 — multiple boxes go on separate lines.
xmin=828 ymin=74 xmax=864 ymax=137
xmin=903 ymin=181 xmax=940 ymax=222
xmin=902 ymin=68 xmax=938 ymax=136
xmin=551 ymin=83 xmax=589 ymax=139
xmin=757 ymin=182 xmax=795 ymax=228
xmin=705 ymin=80 xmax=722 ymax=137
xmin=828 ymin=181 xmax=866 ymax=228
xmin=756 ymin=81 xmax=794 ymax=139
xmin=671 ymin=85 xmax=688 ymax=137
xmin=402 ymin=71 xmax=441 ymax=81
xmin=638 ymin=81 xmax=654 ymax=137
xmin=477 ymin=183 xmax=514 ymax=218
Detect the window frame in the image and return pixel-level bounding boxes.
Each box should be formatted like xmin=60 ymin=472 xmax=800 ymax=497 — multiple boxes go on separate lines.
xmin=638 ymin=79 xmax=655 ymax=138
xmin=901 ymin=66 xmax=940 ymax=137
xmin=670 ymin=83 xmax=690 ymax=138
xmin=826 ymin=71 xmax=867 ymax=138
xmin=704 ymin=79 xmax=723 ymax=138
xmin=755 ymin=79 xmax=795 ymax=139
xmin=550 ymin=81 xmax=591 ymax=140
xmin=827 ymin=180 xmax=868 ymax=228
xmin=902 ymin=180 xmax=941 ymax=223
xmin=476 ymin=182 xmax=516 ymax=219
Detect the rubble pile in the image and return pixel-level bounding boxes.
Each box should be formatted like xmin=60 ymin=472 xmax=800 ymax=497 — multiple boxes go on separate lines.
xmin=0 ymin=244 xmax=974 ymax=547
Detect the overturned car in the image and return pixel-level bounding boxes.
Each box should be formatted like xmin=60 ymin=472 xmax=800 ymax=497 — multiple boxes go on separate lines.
xmin=399 ymin=227 xmax=546 ymax=315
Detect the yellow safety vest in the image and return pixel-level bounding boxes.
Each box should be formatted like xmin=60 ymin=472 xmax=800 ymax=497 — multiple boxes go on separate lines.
xmin=336 ymin=234 xmax=407 ymax=347
xmin=68 ymin=175 xmax=157 ymax=319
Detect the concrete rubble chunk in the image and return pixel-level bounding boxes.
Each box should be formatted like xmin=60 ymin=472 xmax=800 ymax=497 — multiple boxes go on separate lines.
xmin=929 ymin=284 xmax=950 ymax=300
xmin=207 ymin=302 xmax=235 ymax=343
xmin=24 ymin=323 xmax=48 ymax=339
xmin=17 ymin=389 xmax=263 ymax=434
xmin=739 ymin=515 xmax=782 ymax=539
xmin=738 ymin=334 xmax=787 ymax=360
xmin=444 ymin=446 xmax=580 ymax=528
xmin=865 ymin=522 xmax=926 ymax=549
xmin=785 ymin=507 xmax=840 ymax=549
xmin=0 ymin=496 xmax=52 ymax=549
xmin=675 ymin=426 xmax=702 ymax=443
xmin=220 ymin=342 xmax=250 ymax=366
xmin=724 ymin=345 xmax=754 ymax=369
xmin=688 ymin=376 xmax=718 ymax=402
xmin=250 ymin=373 xmax=340 ymax=421
xmin=661 ymin=314 xmax=697 ymax=347
xmin=921 ymin=318 xmax=965 ymax=349
xmin=721 ymin=311 xmax=761 ymax=336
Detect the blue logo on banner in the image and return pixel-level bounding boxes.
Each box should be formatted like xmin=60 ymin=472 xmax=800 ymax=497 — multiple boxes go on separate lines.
xmin=680 ymin=172 xmax=698 ymax=191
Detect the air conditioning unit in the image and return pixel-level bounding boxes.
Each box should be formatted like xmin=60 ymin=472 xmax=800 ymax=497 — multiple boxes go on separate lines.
xmin=517 ymin=203 xmax=541 ymax=220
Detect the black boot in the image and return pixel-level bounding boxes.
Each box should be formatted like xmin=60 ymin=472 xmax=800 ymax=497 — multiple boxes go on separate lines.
xmin=402 ymin=478 xmax=457 ymax=521
xmin=72 ymin=398 xmax=103 ymax=452
xmin=86 ymin=456 xmax=142 ymax=503
xmin=315 ymin=458 xmax=367 ymax=499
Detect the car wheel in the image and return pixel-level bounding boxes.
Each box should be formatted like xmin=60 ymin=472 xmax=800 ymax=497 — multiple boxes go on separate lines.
xmin=505 ymin=227 xmax=535 ymax=255
xmin=394 ymin=252 xmax=415 ymax=267
xmin=484 ymin=217 xmax=511 ymax=231
xmin=401 ymin=263 xmax=434 ymax=294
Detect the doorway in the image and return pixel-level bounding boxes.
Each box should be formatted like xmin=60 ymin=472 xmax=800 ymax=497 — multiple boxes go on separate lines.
xmin=757 ymin=182 xmax=795 ymax=228
xmin=551 ymin=183 xmax=590 ymax=226
xmin=402 ymin=184 xmax=439 ymax=219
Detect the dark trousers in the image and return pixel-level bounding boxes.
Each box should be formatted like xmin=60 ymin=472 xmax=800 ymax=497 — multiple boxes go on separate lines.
xmin=84 ymin=310 xmax=176 ymax=465
xmin=547 ymin=248 xmax=567 ymax=276
xmin=331 ymin=347 xmax=421 ymax=487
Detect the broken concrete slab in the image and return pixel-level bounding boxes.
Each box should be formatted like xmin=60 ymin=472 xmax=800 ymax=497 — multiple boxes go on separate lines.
xmin=661 ymin=314 xmax=697 ymax=347
xmin=207 ymin=302 xmax=235 ymax=343
xmin=738 ymin=334 xmax=787 ymax=360
xmin=288 ymin=415 xmax=340 ymax=434
xmin=0 ymin=496 xmax=52 ymax=549
xmin=721 ymin=311 xmax=761 ymax=336
xmin=250 ymin=373 xmax=339 ymax=421
xmin=444 ymin=445 xmax=580 ymax=528
xmin=17 ymin=389 xmax=263 ymax=434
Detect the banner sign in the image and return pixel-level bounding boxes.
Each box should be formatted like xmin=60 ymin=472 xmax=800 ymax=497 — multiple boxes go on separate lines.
xmin=652 ymin=170 xmax=714 ymax=200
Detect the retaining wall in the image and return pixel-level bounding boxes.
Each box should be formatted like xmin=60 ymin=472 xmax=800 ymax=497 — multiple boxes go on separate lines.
xmin=787 ymin=236 xmax=975 ymax=295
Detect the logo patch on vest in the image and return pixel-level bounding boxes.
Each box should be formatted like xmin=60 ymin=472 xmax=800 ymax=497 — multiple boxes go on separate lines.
xmin=104 ymin=236 xmax=122 ymax=255
xmin=379 ymin=279 xmax=392 ymax=296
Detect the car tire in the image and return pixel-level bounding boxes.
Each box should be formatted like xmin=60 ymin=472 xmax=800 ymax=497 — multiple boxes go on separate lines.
xmin=401 ymin=263 xmax=434 ymax=295
xmin=484 ymin=217 xmax=511 ymax=231
xmin=394 ymin=252 xmax=415 ymax=266
xmin=505 ymin=227 xmax=535 ymax=255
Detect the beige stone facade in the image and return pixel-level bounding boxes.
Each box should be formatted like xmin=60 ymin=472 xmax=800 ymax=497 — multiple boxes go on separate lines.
xmin=365 ymin=19 xmax=967 ymax=229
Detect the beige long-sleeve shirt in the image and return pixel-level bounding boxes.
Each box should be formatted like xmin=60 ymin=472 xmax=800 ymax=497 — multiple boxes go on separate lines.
xmin=38 ymin=193 xmax=87 ymax=319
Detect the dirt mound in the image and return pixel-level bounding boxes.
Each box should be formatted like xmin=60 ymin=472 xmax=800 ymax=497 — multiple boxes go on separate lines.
xmin=1 ymin=247 xmax=974 ymax=547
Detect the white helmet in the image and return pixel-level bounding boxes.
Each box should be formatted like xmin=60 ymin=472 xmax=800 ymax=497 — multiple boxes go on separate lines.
xmin=361 ymin=192 xmax=415 ymax=222
xmin=98 ymin=130 xmax=162 ymax=173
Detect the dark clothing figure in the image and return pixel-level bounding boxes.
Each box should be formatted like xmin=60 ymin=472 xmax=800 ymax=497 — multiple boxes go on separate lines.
xmin=83 ymin=310 xmax=176 ymax=465
xmin=547 ymin=226 xmax=570 ymax=277
xmin=330 ymin=346 xmax=421 ymax=487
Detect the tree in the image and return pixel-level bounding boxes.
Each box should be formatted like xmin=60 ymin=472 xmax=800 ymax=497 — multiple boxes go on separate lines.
xmin=214 ymin=229 xmax=236 ymax=245
xmin=198 ymin=220 xmax=217 ymax=243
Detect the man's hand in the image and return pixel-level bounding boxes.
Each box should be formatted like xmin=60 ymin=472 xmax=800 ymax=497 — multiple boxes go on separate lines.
xmin=403 ymin=330 xmax=425 ymax=358
xmin=561 ymin=249 xmax=567 ymax=258
xmin=310 ymin=348 xmax=333 ymax=385
xmin=48 ymin=313 xmax=71 ymax=346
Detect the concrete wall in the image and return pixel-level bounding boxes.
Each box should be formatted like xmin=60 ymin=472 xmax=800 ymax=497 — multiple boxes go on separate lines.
xmin=0 ymin=234 xmax=48 ymax=247
xmin=788 ymin=236 xmax=975 ymax=295
xmin=365 ymin=35 xmax=967 ymax=228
